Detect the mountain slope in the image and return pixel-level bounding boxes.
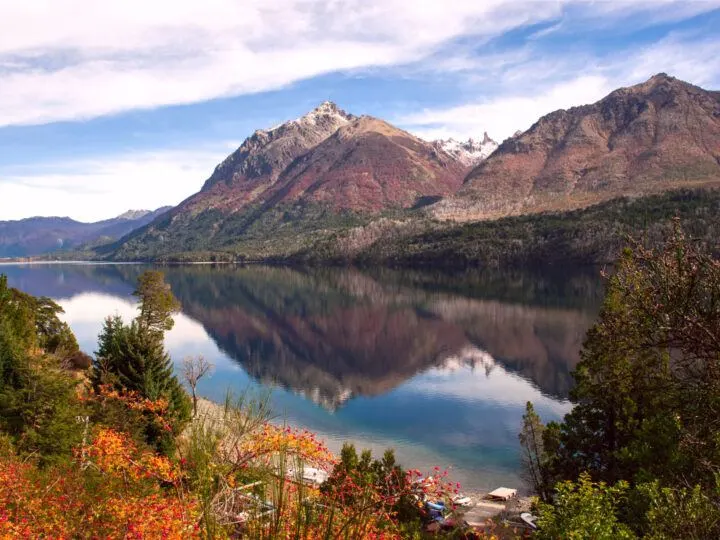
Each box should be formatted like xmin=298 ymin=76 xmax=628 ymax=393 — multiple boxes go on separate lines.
xmin=0 ymin=207 xmax=170 ymax=257
xmin=106 ymin=74 xmax=720 ymax=263
xmin=108 ymin=103 xmax=470 ymax=260
xmin=432 ymin=73 xmax=720 ymax=220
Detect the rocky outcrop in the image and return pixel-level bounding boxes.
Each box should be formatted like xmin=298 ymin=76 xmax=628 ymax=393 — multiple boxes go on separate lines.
xmin=432 ymin=73 xmax=720 ymax=221
xmin=432 ymin=133 xmax=499 ymax=166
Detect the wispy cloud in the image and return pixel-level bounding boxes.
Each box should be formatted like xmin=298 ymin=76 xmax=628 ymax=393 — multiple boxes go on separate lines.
xmin=0 ymin=0 xmax=565 ymax=126
xmin=0 ymin=147 xmax=227 ymax=221
xmin=9 ymin=0 xmax=715 ymax=127
xmin=397 ymin=28 xmax=720 ymax=141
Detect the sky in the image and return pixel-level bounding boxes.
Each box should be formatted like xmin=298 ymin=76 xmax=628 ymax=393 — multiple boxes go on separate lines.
xmin=1 ymin=0 xmax=719 ymax=222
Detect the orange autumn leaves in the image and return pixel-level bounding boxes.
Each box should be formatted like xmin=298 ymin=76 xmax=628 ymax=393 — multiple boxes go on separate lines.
xmin=81 ymin=427 xmax=181 ymax=484
xmin=0 ymin=444 xmax=199 ymax=539
xmin=237 ymin=424 xmax=336 ymax=469
xmin=0 ymin=385 xmax=460 ymax=539
xmin=0 ymin=389 xmax=200 ymax=539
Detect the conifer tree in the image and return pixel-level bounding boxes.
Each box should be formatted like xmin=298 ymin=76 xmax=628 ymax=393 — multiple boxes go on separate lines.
xmin=93 ymin=271 xmax=190 ymax=452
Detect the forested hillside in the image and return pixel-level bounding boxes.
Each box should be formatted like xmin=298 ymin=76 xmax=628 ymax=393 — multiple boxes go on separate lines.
xmin=316 ymin=189 xmax=720 ymax=268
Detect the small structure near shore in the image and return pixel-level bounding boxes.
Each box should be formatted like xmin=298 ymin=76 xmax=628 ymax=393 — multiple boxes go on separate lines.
xmin=487 ymin=487 xmax=517 ymax=501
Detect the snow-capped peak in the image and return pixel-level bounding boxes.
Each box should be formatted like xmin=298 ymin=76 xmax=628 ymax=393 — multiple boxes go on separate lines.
xmin=293 ymin=100 xmax=354 ymax=127
xmin=433 ymin=133 xmax=498 ymax=166
xmin=263 ymin=101 xmax=355 ymax=134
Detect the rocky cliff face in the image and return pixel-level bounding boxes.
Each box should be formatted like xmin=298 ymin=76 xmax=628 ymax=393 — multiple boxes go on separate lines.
xmin=178 ymin=102 xmax=468 ymax=215
xmin=432 ymin=73 xmax=720 ymax=220
xmin=189 ymin=101 xmax=356 ymax=213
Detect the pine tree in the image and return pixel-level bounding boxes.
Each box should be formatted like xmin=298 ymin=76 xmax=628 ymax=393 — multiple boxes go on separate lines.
xmin=519 ymin=401 xmax=553 ymax=502
xmin=92 ymin=272 xmax=190 ymax=452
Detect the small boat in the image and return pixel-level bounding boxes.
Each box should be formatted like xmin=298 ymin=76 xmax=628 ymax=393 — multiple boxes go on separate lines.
xmin=487 ymin=487 xmax=517 ymax=501
xmin=520 ymin=512 xmax=538 ymax=529
xmin=452 ymin=494 xmax=473 ymax=507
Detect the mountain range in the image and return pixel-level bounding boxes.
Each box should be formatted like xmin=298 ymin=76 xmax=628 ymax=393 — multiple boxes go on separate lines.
xmin=100 ymin=73 xmax=719 ymax=263
xmin=0 ymin=207 xmax=170 ymax=258
xmin=432 ymin=73 xmax=720 ymax=220
xmin=11 ymin=72 xmax=719 ymax=264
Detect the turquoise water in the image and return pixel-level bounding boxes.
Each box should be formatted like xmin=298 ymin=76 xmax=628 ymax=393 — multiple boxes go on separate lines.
xmin=2 ymin=263 xmax=602 ymax=491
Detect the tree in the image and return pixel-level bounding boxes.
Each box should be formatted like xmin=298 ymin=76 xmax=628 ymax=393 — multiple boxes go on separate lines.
xmin=133 ymin=270 xmax=180 ymax=338
xmin=546 ymin=223 xmax=720 ymax=489
xmin=519 ymin=402 xmax=553 ymax=502
xmin=0 ymin=275 xmax=84 ymax=462
xmin=92 ymin=272 xmax=190 ymax=453
xmin=534 ymin=473 xmax=636 ymax=540
xmin=639 ymin=479 xmax=720 ymax=540
xmin=182 ymin=355 xmax=214 ymax=417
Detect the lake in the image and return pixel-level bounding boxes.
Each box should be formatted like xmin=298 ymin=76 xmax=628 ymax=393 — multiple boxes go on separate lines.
xmin=2 ymin=262 xmax=603 ymax=492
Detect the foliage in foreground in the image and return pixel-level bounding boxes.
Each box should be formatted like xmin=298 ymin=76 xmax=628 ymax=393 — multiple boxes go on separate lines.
xmin=0 ymin=270 xmax=476 ymax=538
xmin=522 ymin=222 xmax=720 ymax=538
xmin=534 ymin=473 xmax=635 ymax=540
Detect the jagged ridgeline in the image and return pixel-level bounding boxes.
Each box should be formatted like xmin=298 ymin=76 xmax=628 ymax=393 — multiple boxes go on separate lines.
xmin=98 ymin=74 xmax=719 ymax=264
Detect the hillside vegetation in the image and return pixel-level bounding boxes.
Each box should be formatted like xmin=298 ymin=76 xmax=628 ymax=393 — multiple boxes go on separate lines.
xmin=298 ymin=188 xmax=720 ymax=267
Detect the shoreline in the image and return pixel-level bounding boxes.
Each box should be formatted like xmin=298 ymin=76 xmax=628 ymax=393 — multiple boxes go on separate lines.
xmin=194 ymin=397 xmax=534 ymax=529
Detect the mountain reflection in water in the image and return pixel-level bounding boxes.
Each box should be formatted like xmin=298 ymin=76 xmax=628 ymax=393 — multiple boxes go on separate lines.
xmin=3 ymin=263 xmax=603 ymax=490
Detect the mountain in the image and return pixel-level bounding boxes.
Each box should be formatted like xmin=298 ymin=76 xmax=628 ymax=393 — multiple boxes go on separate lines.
xmin=114 ymin=210 xmax=153 ymax=220
xmin=432 ymin=132 xmax=498 ymax=166
xmin=0 ymin=207 xmax=171 ymax=257
xmin=105 ymin=74 xmax=720 ymax=264
xmin=432 ymin=73 xmax=720 ymax=220
xmin=108 ymin=102 xmax=470 ymax=260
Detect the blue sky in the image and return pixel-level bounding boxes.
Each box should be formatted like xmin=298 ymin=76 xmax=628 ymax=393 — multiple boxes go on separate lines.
xmin=1 ymin=0 xmax=719 ymax=221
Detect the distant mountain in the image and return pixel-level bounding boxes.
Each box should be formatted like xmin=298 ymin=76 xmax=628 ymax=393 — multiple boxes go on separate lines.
xmin=432 ymin=133 xmax=498 ymax=166
xmin=432 ymin=73 xmax=720 ymax=220
xmin=114 ymin=210 xmax=153 ymax=221
xmin=104 ymin=74 xmax=720 ymax=264
xmin=108 ymin=102 xmax=470 ymax=260
xmin=0 ymin=207 xmax=171 ymax=257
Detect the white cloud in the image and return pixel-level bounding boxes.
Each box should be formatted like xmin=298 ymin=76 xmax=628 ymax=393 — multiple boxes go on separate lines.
xmin=399 ymin=31 xmax=720 ymax=141
xmin=400 ymin=75 xmax=613 ymax=141
xmin=0 ymin=147 xmax=228 ymax=221
xmin=8 ymin=1 xmax=713 ymax=127
xmin=0 ymin=0 xmax=567 ymax=126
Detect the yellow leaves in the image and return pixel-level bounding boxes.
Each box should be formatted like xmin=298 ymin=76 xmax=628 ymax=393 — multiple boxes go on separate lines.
xmin=0 ymin=445 xmax=200 ymax=538
xmin=81 ymin=428 xmax=181 ymax=484
xmin=95 ymin=384 xmax=170 ymax=415
xmin=237 ymin=423 xmax=336 ymax=469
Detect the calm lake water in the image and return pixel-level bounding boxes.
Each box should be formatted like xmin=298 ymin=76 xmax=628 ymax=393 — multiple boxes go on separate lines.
xmin=3 ymin=263 xmax=603 ymax=492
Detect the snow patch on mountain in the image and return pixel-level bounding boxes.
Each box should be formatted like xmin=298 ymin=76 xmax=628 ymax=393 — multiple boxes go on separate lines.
xmin=267 ymin=101 xmax=354 ymax=133
xmin=433 ymin=133 xmax=498 ymax=166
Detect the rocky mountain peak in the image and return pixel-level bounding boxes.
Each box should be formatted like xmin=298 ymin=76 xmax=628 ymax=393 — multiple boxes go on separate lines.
xmin=432 ymin=134 xmax=498 ymax=166
xmin=282 ymin=100 xmax=354 ymax=131
xmin=431 ymin=72 xmax=720 ymax=221
xmin=201 ymin=102 xmax=356 ymax=192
